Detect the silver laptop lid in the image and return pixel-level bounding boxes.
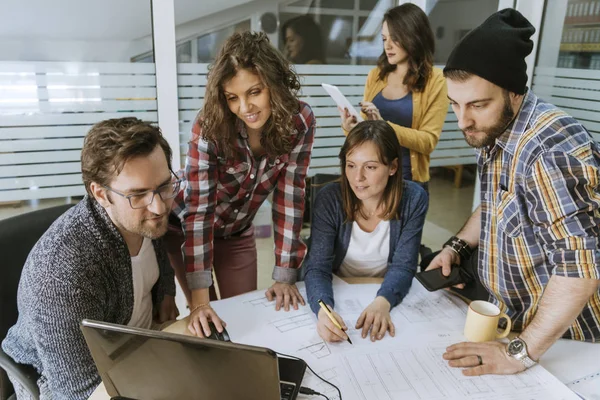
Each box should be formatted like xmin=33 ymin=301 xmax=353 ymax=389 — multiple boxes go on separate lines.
xmin=81 ymin=319 xmax=281 ymax=400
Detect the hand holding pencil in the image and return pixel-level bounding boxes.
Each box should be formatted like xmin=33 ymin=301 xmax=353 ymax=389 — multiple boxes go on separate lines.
xmin=317 ymin=299 xmax=353 ymax=344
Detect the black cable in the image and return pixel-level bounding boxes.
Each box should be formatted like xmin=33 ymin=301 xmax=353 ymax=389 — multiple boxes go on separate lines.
xmin=275 ymin=351 xmax=342 ymax=400
xmin=299 ymin=386 xmax=330 ymax=399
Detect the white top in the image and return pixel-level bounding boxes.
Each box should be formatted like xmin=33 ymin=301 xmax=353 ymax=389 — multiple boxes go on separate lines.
xmin=127 ymin=237 xmax=159 ymax=329
xmin=338 ymin=220 xmax=390 ymax=278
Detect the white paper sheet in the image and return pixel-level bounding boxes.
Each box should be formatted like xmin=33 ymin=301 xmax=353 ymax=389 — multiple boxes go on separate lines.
xmin=321 ymin=83 xmax=364 ymax=122
xmin=568 ymin=371 xmax=600 ymax=400
xmin=208 ymin=280 xmax=582 ymax=400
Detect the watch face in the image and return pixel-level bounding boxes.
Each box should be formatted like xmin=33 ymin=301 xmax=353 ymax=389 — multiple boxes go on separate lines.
xmin=508 ymin=340 xmax=524 ymax=355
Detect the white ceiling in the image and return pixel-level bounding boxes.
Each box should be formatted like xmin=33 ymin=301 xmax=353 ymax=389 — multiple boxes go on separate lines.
xmin=0 ymin=0 xmax=252 ymax=40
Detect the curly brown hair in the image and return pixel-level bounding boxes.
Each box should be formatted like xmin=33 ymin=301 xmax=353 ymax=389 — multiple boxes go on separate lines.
xmin=377 ymin=4 xmax=434 ymax=93
xmin=81 ymin=117 xmax=172 ymax=196
xmin=199 ymin=31 xmax=301 ymax=158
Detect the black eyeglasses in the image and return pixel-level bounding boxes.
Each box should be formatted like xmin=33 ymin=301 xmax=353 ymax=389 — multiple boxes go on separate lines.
xmin=103 ymin=175 xmax=182 ymax=210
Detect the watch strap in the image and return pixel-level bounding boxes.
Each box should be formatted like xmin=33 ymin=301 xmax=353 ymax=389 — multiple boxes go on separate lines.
xmin=443 ymin=236 xmax=473 ymax=262
xmin=518 ymin=355 xmax=537 ymax=369
xmin=507 ymin=337 xmax=537 ymax=369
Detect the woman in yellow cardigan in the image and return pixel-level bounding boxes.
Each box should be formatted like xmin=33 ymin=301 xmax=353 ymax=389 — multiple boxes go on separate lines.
xmin=341 ymin=3 xmax=448 ymax=189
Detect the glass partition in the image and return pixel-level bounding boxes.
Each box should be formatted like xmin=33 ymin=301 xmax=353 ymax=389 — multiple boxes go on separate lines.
xmin=0 ymin=0 xmax=156 ymax=203
xmin=534 ymin=0 xmax=600 ymax=144
xmin=428 ymin=0 xmax=500 ymax=64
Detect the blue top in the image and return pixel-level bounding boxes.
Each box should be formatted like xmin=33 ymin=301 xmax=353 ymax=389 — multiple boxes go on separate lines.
xmin=304 ymin=181 xmax=428 ymax=315
xmin=372 ymin=91 xmax=413 ymax=181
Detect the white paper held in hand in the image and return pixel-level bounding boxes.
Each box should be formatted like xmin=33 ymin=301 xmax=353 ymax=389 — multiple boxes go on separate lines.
xmin=321 ymin=83 xmax=364 ymax=122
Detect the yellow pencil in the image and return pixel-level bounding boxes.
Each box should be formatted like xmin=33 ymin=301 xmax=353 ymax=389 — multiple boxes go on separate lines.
xmin=318 ymin=299 xmax=353 ymax=344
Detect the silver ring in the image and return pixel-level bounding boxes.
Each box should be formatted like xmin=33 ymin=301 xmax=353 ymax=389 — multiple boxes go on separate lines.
xmin=477 ymin=355 xmax=483 ymax=366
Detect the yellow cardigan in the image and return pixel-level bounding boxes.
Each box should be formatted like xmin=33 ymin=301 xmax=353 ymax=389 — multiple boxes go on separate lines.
xmin=348 ymin=66 xmax=449 ymax=183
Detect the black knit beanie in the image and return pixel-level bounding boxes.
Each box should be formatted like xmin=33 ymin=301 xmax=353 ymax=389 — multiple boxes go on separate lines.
xmin=444 ymin=8 xmax=535 ymax=95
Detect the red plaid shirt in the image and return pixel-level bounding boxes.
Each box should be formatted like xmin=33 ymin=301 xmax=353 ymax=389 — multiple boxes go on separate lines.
xmin=172 ymin=101 xmax=315 ymax=290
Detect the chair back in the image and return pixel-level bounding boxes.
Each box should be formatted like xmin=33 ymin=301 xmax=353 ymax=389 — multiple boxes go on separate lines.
xmin=309 ymin=173 xmax=340 ymax=227
xmin=0 ymin=204 xmax=74 ymax=341
xmin=298 ymin=174 xmax=340 ymax=281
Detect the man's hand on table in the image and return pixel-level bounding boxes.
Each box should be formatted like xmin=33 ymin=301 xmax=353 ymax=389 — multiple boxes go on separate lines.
xmin=265 ymin=282 xmax=305 ymax=311
xmin=443 ymin=341 xmax=526 ymax=376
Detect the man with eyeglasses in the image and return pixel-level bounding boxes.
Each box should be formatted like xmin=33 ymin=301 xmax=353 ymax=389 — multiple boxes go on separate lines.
xmin=2 ymin=117 xmax=179 ymax=400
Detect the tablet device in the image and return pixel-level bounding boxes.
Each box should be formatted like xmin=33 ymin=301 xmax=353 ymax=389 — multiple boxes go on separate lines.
xmin=321 ymin=83 xmax=364 ymax=122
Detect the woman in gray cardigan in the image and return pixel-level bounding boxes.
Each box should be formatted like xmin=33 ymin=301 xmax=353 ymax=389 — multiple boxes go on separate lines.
xmin=304 ymin=120 xmax=428 ymax=343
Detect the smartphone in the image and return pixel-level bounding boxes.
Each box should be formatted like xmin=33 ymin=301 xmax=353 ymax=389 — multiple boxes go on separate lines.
xmin=415 ymin=266 xmax=464 ymax=292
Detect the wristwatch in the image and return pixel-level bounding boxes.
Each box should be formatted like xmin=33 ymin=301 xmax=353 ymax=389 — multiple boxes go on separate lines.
xmin=506 ymin=337 xmax=537 ymax=369
xmin=443 ymin=236 xmax=473 ymax=262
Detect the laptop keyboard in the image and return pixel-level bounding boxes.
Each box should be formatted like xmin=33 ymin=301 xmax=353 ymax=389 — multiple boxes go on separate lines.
xmin=280 ymin=381 xmax=296 ymax=400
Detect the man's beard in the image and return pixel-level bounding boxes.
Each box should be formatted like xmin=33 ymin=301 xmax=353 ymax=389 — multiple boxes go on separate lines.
xmin=113 ymin=208 xmax=169 ymax=240
xmin=138 ymin=215 xmax=169 ymax=239
xmin=462 ymin=93 xmax=515 ymax=148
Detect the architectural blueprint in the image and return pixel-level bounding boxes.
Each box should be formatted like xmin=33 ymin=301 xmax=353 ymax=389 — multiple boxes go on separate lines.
xmin=208 ymin=279 xmax=580 ymax=399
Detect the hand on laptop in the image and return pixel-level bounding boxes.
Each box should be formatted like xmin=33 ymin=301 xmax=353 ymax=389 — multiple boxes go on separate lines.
xmin=188 ymin=305 xmax=227 ymax=338
xmin=356 ymin=296 xmax=395 ymax=342
xmin=265 ymin=282 xmax=305 ymax=311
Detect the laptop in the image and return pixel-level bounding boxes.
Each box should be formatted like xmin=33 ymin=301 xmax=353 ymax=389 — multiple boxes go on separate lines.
xmin=81 ymin=319 xmax=306 ymax=400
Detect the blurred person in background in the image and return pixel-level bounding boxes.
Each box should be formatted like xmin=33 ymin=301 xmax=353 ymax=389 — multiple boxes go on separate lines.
xmin=282 ymin=15 xmax=326 ymax=64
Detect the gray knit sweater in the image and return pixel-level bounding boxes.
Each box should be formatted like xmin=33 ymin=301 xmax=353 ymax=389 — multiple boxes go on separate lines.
xmin=2 ymin=196 xmax=175 ymax=399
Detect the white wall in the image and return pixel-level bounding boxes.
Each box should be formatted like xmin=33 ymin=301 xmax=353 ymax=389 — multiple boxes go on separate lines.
xmin=0 ymin=0 xmax=284 ymax=62
xmin=0 ymin=37 xmax=152 ymax=62
xmin=174 ymin=0 xmax=287 ymax=46
xmin=0 ymin=0 xmax=155 ymax=62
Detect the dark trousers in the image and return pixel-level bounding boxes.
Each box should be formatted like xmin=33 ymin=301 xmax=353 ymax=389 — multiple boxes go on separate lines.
xmin=164 ymin=225 xmax=257 ymax=304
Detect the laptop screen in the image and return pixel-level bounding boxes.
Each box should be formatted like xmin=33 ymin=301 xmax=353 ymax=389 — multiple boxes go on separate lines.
xmin=81 ymin=320 xmax=281 ymax=400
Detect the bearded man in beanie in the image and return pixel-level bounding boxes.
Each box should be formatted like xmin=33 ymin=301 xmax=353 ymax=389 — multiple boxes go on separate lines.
xmin=426 ymin=9 xmax=600 ymax=376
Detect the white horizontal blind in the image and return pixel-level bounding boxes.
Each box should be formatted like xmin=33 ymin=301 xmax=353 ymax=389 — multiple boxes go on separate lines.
xmin=177 ymin=63 xmax=208 ymax=167
xmin=177 ymin=63 xmax=474 ymax=177
xmin=532 ymin=67 xmax=600 ymax=143
xmin=0 ymin=62 xmax=158 ymax=202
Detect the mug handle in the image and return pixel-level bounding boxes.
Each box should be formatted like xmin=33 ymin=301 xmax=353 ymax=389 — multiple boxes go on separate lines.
xmin=496 ymin=313 xmax=512 ymax=339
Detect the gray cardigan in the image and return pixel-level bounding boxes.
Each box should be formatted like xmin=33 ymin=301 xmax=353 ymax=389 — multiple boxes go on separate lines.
xmin=2 ymin=196 xmax=175 ymax=400
xmin=304 ymin=182 xmax=428 ymax=315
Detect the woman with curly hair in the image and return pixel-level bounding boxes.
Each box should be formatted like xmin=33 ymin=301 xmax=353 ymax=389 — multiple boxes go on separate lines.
xmin=168 ymin=31 xmax=316 ymax=337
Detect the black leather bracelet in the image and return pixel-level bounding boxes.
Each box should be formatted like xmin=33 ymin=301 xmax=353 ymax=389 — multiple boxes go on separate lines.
xmin=443 ymin=236 xmax=474 ymax=262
